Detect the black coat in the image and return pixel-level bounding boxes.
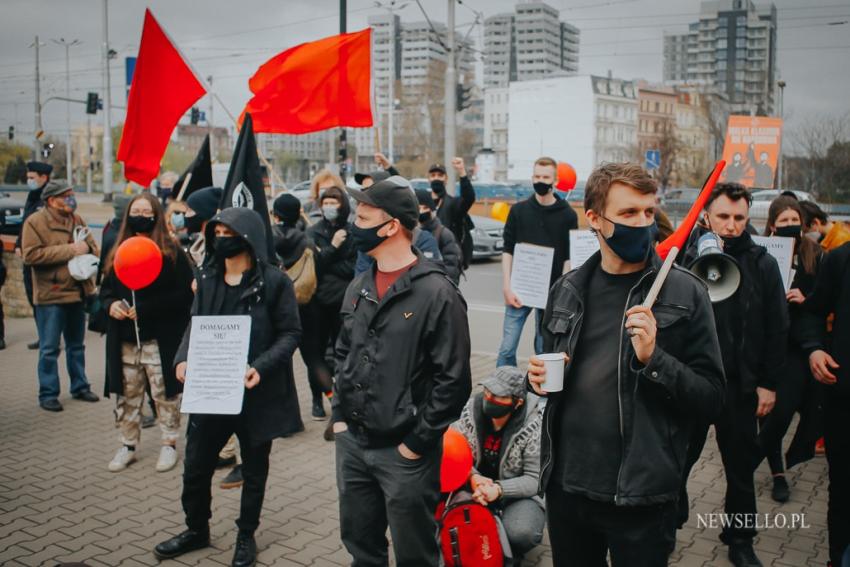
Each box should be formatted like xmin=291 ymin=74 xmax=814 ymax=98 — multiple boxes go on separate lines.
xmin=175 ymin=207 xmax=304 ymax=445
xmin=421 ymin=216 xmax=462 ymax=284
xmin=436 ymin=176 xmax=476 ymax=268
xmin=15 ymin=186 xmax=44 ymax=250
xmin=537 ymin=251 xmax=725 ymax=505
xmin=100 ymin=246 xmax=194 ymax=398
xmin=331 ymin=253 xmax=472 ymax=455
xmin=306 ymin=217 xmax=357 ymax=307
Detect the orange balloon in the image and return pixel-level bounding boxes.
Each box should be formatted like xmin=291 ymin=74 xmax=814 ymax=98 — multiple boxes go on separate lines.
xmin=556 ymin=162 xmax=577 ymax=192
xmin=490 ymin=201 xmax=510 ymax=223
xmin=114 ymin=236 xmax=163 ymax=291
xmin=441 ymin=428 xmax=473 ymax=493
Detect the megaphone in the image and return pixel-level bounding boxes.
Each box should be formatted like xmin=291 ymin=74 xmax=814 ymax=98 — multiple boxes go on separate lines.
xmin=688 ymin=233 xmax=741 ymax=303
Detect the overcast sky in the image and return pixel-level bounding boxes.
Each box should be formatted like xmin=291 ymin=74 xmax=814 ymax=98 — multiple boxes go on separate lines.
xmin=1 ymin=0 xmax=847 ymax=144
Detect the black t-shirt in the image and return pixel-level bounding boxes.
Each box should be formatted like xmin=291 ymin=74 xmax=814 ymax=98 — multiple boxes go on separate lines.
xmin=221 ymin=273 xmax=249 ymax=315
xmin=553 ymin=263 xmax=642 ymax=501
xmin=478 ymin=421 xmax=505 ymax=481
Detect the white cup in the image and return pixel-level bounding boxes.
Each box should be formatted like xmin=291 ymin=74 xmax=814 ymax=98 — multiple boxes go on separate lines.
xmin=537 ymin=353 xmax=566 ymax=393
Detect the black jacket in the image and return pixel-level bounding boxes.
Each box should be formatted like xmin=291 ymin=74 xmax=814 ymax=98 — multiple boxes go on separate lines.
xmin=436 ymin=176 xmax=476 ymax=268
xmin=537 ymin=251 xmax=725 ymax=505
xmin=421 ymin=216 xmax=462 ymax=284
xmin=15 ymin=186 xmax=44 ymax=250
xmin=798 ymin=242 xmax=850 ymax=395
xmin=503 ymin=194 xmax=578 ymax=286
xmin=687 ymin=231 xmax=789 ymax=392
xmin=100 ymin=246 xmax=194 ymax=398
xmin=306 ymin=214 xmax=357 ymax=307
xmin=331 ymin=253 xmax=472 ymax=455
xmin=175 ymin=207 xmax=304 ymax=445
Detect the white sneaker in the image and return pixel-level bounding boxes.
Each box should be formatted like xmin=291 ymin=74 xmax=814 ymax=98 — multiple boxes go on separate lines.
xmin=108 ymin=446 xmax=137 ymax=472
xmin=156 ymin=445 xmax=179 ymax=472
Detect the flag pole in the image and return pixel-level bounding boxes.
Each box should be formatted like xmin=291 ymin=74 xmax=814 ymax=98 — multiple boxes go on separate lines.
xmin=175 ymin=172 xmax=192 ymax=201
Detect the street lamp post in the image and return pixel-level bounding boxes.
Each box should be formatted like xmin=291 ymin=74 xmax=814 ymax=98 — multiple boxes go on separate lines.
xmin=52 ymin=38 xmax=81 ymax=185
xmin=374 ymin=1 xmax=408 ymax=163
xmin=777 ymin=80 xmax=786 ymax=190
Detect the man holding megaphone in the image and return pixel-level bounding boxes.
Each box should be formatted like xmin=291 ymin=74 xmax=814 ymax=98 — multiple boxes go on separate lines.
xmin=526 ymin=163 xmax=724 ymax=566
xmin=677 ymin=183 xmax=789 ymax=567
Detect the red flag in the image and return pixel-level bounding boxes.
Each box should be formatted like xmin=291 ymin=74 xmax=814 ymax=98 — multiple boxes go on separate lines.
xmin=655 ymin=160 xmax=726 ymax=260
xmin=241 ymin=29 xmax=373 ymax=134
xmin=117 ymin=9 xmax=206 ymax=186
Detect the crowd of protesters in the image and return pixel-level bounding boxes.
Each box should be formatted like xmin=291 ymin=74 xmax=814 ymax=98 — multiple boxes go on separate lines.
xmin=10 ymin=154 xmax=850 ymax=567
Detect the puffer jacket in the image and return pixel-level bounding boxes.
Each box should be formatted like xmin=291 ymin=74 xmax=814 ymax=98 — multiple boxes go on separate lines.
xmin=21 ymin=206 xmax=98 ymax=305
xmin=453 ymin=392 xmax=544 ymax=507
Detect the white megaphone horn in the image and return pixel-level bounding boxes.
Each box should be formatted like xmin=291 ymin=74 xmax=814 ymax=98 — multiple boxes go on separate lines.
xmin=688 ymin=233 xmax=741 ymax=303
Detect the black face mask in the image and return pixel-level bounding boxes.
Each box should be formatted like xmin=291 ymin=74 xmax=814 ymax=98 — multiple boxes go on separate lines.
xmin=533 ymin=182 xmax=553 ymax=196
xmin=127 ymin=215 xmax=156 ymax=235
xmin=430 ymin=180 xmax=447 ymax=198
xmin=214 ymin=236 xmax=249 ymax=260
xmin=185 ymin=214 xmax=205 ymax=234
xmin=774 ymin=224 xmax=801 ymax=239
xmin=482 ymin=399 xmax=515 ymax=419
xmin=721 ymin=233 xmax=749 ymax=255
xmin=418 ymin=212 xmax=432 ymax=225
xmin=602 ymin=218 xmax=658 ymax=264
xmin=349 ymin=220 xmax=392 ymax=253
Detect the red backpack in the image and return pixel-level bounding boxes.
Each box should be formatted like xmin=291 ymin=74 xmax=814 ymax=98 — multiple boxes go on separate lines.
xmin=437 ymin=492 xmax=511 ymax=567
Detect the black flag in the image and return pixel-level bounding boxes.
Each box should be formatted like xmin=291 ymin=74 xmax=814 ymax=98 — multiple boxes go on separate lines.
xmin=175 ymin=134 xmax=213 ymax=201
xmin=219 ymin=113 xmax=275 ymax=260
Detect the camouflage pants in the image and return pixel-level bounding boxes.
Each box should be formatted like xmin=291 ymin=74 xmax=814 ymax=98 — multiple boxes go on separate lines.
xmin=115 ymin=341 xmax=181 ymax=446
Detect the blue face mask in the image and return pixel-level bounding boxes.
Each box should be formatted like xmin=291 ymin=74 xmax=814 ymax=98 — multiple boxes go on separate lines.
xmin=63 ymin=195 xmax=78 ymax=213
xmin=171 ymin=212 xmax=185 ymax=230
xmin=27 ymin=178 xmax=40 ymax=190
xmin=601 ymin=218 xmax=658 ymax=264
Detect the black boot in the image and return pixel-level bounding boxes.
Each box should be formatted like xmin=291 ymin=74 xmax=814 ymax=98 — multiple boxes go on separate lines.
xmin=231 ymin=532 xmax=257 ymax=567
xmin=27 ymin=340 xmax=39 ymax=350
xmin=771 ymin=475 xmax=790 ymax=503
xmin=220 ymin=465 xmax=244 ymax=489
xmin=154 ymin=528 xmax=210 ymax=559
xmin=311 ymin=394 xmax=326 ymax=420
xmin=728 ymin=541 xmax=763 ymax=567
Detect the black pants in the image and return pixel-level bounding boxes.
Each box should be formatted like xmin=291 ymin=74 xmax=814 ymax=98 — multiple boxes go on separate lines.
xmin=300 ymin=301 xmax=341 ymax=398
xmin=546 ymin=488 xmax=675 ymax=567
xmin=824 ymin=387 xmax=850 ymax=565
xmin=0 ymin=289 xmax=5 ymax=340
xmin=181 ymin=415 xmax=272 ymax=535
xmin=757 ymin=348 xmax=823 ymax=474
xmin=335 ymin=429 xmax=442 ymax=567
xmin=676 ymin=382 xmax=760 ymax=544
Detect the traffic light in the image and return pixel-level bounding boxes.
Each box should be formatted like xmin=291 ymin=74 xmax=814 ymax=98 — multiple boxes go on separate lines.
xmin=86 ymin=92 xmax=99 ymax=114
xmin=41 ymin=143 xmax=55 ymax=158
xmin=456 ymin=84 xmax=473 ymax=112
xmin=190 ymin=107 xmax=200 ymax=125
xmin=8 ymin=126 xmax=13 ymax=141
xmin=338 ymin=130 xmax=348 ymax=163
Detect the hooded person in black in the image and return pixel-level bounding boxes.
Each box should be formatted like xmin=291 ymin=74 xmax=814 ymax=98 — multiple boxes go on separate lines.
xmin=497 ymin=157 xmax=578 ymax=367
xmin=304 ymin=186 xmax=357 ymax=423
xmin=155 ymin=207 xmax=302 ymax=567
xmin=271 ymin=193 xmax=308 ymax=270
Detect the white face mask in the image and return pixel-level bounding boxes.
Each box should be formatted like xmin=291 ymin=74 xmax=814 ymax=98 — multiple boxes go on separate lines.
xmin=322 ymin=205 xmax=340 ymax=222
xmin=27 ymin=178 xmax=40 ymax=190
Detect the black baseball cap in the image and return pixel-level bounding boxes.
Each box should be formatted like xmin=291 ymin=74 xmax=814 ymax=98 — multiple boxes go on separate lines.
xmin=354 ymin=169 xmax=390 ymax=186
xmin=347 ymin=175 xmax=419 ymax=230
xmin=428 ymin=163 xmax=447 ymax=175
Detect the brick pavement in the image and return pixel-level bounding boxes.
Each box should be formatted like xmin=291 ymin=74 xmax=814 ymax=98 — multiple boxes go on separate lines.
xmin=0 ymin=317 xmax=832 ymax=566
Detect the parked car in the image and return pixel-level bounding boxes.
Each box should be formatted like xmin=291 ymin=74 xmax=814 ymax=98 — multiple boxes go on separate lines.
xmin=749 ymin=189 xmax=816 ymax=219
xmin=469 ymin=215 xmax=504 ymax=260
xmin=0 ymin=192 xmax=24 ymax=236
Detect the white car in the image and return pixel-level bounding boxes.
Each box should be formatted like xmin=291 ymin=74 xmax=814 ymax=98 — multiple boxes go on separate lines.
xmin=749 ymin=190 xmax=816 ymax=219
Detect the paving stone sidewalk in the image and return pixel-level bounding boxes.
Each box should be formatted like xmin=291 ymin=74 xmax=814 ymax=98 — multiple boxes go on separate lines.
xmin=0 ymin=318 xmax=831 ymax=566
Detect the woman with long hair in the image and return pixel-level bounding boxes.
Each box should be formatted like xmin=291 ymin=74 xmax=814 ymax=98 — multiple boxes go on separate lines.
xmin=100 ymin=193 xmax=194 ymax=473
xmin=757 ymin=195 xmax=824 ymax=502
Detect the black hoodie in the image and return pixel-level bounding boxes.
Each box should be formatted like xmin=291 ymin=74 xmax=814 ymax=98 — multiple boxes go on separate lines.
xmin=503 ymin=193 xmax=579 ymax=286
xmin=306 ymin=186 xmax=357 ymax=306
xmin=175 ymin=207 xmax=304 ymax=444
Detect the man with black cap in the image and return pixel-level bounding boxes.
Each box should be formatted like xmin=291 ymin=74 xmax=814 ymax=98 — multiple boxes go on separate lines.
xmin=22 ymin=180 xmax=100 ymax=411
xmin=428 ymin=158 xmax=476 ymax=268
xmin=183 ymin=186 xmax=223 ymax=267
xmin=332 ymin=175 xmax=472 ymax=566
xmin=16 ymin=161 xmax=53 ymax=349
xmin=415 ymin=189 xmax=462 ymax=284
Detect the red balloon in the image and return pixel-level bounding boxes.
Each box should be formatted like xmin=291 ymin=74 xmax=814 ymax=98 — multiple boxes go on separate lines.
xmin=114 ymin=236 xmax=163 ymax=291
xmin=441 ymin=428 xmax=473 ymax=493
xmin=556 ymin=162 xmax=577 ymax=192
